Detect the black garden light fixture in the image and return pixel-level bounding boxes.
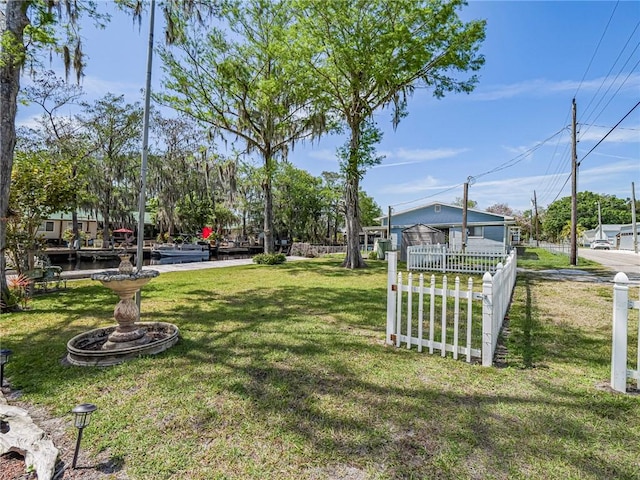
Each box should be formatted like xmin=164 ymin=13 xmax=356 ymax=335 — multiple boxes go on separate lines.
xmin=0 ymin=349 xmax=12 ymax=387
xmin=71 ymin=403 xmax=97 ymax=469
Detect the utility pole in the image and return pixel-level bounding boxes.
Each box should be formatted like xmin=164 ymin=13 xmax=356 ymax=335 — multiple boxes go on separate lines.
xmin=135 ymin=0 xmax=156 ymax=315
xmin=533 ymin=190 xmax=539 ymax=247
xmin=570 ymin=98 xmax=578 ymax=266
xmin=461 ymin=180 xmax=469 ymax=252
xmin=597 ymin=201 xmax=602 ymax=239
xmin=632 ymin=182 xmax=638 ymax=254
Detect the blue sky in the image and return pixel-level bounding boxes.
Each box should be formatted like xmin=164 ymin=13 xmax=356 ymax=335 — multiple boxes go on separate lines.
xmin=17 ymin=1 xmax=640 ymax=214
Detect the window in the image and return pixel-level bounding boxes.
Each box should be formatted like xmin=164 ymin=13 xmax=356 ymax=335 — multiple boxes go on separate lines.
xmin=468 ymin=226 xmax=483 ymax=237
xmin=38 ymin=221 xmax=55 ymax=232
xmin=434 ymin=204 xmax=441 ymax=213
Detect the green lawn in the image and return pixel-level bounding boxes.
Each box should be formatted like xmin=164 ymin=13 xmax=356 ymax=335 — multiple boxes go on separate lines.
xmin=1 ymin=252 xmax=638 ymax=479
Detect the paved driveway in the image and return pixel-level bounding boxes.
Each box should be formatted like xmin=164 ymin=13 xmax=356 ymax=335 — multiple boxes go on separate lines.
xmin=578 ymin=248 xmax=640 ymax=278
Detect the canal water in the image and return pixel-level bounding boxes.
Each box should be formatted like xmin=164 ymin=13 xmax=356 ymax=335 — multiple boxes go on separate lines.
xmin=54 ymin=254 xmax=214 ymax=272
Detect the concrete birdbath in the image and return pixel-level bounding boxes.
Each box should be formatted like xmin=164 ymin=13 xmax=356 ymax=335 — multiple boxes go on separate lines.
xmin=66 ymin=255 xmax=179 ymax=366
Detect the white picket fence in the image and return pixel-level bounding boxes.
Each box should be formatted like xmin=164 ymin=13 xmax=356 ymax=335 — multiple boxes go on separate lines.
xmin=386 ymin=249 xmax=517 ymax=366
xmin=407 ymin=244 xmax=509 ymax=274
xmin=611 ymin=272 xmax=640 ymax=393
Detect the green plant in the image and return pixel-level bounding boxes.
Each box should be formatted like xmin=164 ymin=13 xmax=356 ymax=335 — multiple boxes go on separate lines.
xmin=62 ymin=228 xmax=75 ymax=244
xmin=368 ymin=250 xmax=378 ymax=260
xmin=2 ymin=273 xmax=32 ymax=310
xmin=252 ymin=253 xmax=287 ymax=265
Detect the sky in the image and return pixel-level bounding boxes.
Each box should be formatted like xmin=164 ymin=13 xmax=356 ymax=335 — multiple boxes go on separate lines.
xmin=16 ymin=0 xmax=640 ymax=215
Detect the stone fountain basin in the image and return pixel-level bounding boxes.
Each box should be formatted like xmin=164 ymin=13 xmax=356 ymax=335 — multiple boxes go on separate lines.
xmin=66 ymin=322 xmax=179 ymax=367
xmin=91 ymin=270 xmax=159 ymax=296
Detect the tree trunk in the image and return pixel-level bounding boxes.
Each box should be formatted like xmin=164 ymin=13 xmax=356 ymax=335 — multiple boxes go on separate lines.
xmin=262 ymin=157 xmax=274 ymax=254
xmin=342 ymin=120 xmax=366 ymax=269
xmin=0 ymin=2 xmax=28 ymax=309
xmin=342 ymin=173 xmax=366 ymax=268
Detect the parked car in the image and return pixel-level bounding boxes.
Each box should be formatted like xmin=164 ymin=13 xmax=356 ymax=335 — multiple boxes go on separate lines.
xmin=590 ymin=239 xmax=612 ymax=250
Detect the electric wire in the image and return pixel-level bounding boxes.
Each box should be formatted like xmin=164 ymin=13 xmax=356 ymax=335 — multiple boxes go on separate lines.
xmin=579 ymin=19 xmax=638 ymax=126
xmin=579 ymin=45 xmax=640 ymax=140
xmin=547 ymin=100 xmax=640 ymax=204
xmin=578 ymin=100 xmax=640 ymax=166
xmin=391 ymin=127 xmax=567 ymax=210
xmin=573 ymin=0 xmax=620 ymax=99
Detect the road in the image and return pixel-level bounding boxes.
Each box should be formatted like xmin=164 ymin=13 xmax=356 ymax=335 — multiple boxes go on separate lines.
xmin=578 ymin=248 xmax=640 ymax=278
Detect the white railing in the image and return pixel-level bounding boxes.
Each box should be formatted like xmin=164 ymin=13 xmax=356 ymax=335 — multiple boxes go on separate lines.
xmin=534 ymin=241 xmax=570 ymax=256
xmin=386 ymin=250 xmax=518 ymax=366
xmin=611 ymin=272 xmax=640 ymax=393
xmin=407 ymin=244 xmax=509 ymax=274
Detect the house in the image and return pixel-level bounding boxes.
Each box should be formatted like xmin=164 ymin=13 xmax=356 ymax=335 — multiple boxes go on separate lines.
xmin=377 ymin=202 xmax=518 ymax=261
xmin=618 ymin=224 xmax=638 ymax=251
xmin=38 ymin=211 xmax=155 ymax=246
xmin=38 ymin=212 xmax=100 ymax=246
xmin=583 ymin=224 xmax=639 ymax=250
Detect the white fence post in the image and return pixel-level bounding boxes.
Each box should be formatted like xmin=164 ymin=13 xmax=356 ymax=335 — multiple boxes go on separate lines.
xmin=481 ymin=271 xmax=493 ymax=367
xmin=386 ymin=251 xmax=398 ymax=345
xmin=611 ymin=272 xmax=629 ymax=393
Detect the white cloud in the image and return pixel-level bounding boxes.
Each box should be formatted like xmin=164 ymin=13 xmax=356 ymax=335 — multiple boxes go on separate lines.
xmin=472 ymin=73 xmax=640 ymax=101
xmin=378 ymin=175 xmax=449 ymax=194
xmin=16 ymin=113 xmax=42 ymax=130
xmin=374 ymin=147 xmax=467 ymax=168
xmin=578 ymin=125 xmax=640 ymax=143
xmin=307 ymin=149 xmax=338 ymax=162
xmin=80 ymin=75 xmax=142 ymax=99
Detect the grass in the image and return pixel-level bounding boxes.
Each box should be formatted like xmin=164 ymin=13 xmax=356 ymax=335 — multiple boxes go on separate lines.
xmin=516 ymin=247 xmax=601 ymax=271
xmin=1 ymin=251 xmax=639 ymax=479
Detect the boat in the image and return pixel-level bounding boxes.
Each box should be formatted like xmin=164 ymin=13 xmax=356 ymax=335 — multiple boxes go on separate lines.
xmin=151 ymin=243 xmax=210 ymax=258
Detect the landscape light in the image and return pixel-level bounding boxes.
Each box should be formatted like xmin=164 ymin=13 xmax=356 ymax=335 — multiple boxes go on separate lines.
xmin=71 ymin=403 xmax=97 ymax=469
xmin=0 ymin=349 xmax=12 ymax=387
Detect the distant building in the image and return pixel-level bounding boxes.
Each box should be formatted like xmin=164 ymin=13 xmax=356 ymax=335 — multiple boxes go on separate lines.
xmin=39 ymin=211 xmax=154 ymax=246
xmin=377 ymin=202 xmax=518 ymax=261
xmin=583 ymin=224 xmax=638 ymax=251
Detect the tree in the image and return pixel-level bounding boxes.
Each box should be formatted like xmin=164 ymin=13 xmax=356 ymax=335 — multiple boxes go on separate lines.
xmin=543 ymin=191 xmax=632 ymax=241
xmin=158 ymin=0 xmax=329 ymax=253
xmin=21 ymin=71 xmax=93 ymax=249
xmin=78 ymin=93 xmax=143 ymax=242
xmin=0 ymin=1 xmax=106 ymax=308
xmin=273 ymin=162 xmax=323 ymax=242
xmin=359 ymin=191 xmax=382 ymax=227
xmin=452 ymin=197 xmax=478 ymax=209
xmin=148 ymin=115 xmax=220 ymax=236
xmin=291 ymin=0 xmax=486 ymax=268
xmin=320 ymin=171 xmax=344 ymax=244
xmin=6 ymin=149 xmax=76 ymax=274
xmin=486 ymin=202 xmax=513 ymax=217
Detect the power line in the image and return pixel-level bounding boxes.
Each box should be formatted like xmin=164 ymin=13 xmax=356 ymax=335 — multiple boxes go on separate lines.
xmin=574 ymin=0 xmax=620 ymax=98
xmin=580 ymin=20 xmax=639 ymax=126
xmin=473 ymin=127 xmax=568 ymax=180
xmin=390 ymin=127 xmax=567 ymax=209
xmin=578 ymin=100 xmax=640 ymax=166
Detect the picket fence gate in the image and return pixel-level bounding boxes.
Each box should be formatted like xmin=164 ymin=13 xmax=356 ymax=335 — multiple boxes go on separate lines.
xmin=386 ymin=249 xmax=517 ymax=366
xmin=611 ymin=272 xmax=640 ymax=393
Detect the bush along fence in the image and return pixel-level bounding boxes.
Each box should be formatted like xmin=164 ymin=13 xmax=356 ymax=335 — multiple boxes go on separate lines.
xmin=611 ymin=272 xmax=640 ymax=393
xmin=407 ymin=244 xmax=510 ymax=275
xmin=386 ymin=249 xmax=518 ymax=366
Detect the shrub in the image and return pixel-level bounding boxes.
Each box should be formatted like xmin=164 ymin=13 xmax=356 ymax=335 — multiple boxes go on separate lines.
xmin=368 ymin=250 xmax=378 ymax=260
xmin=252 ymin=253 xmax=287 ymax=265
